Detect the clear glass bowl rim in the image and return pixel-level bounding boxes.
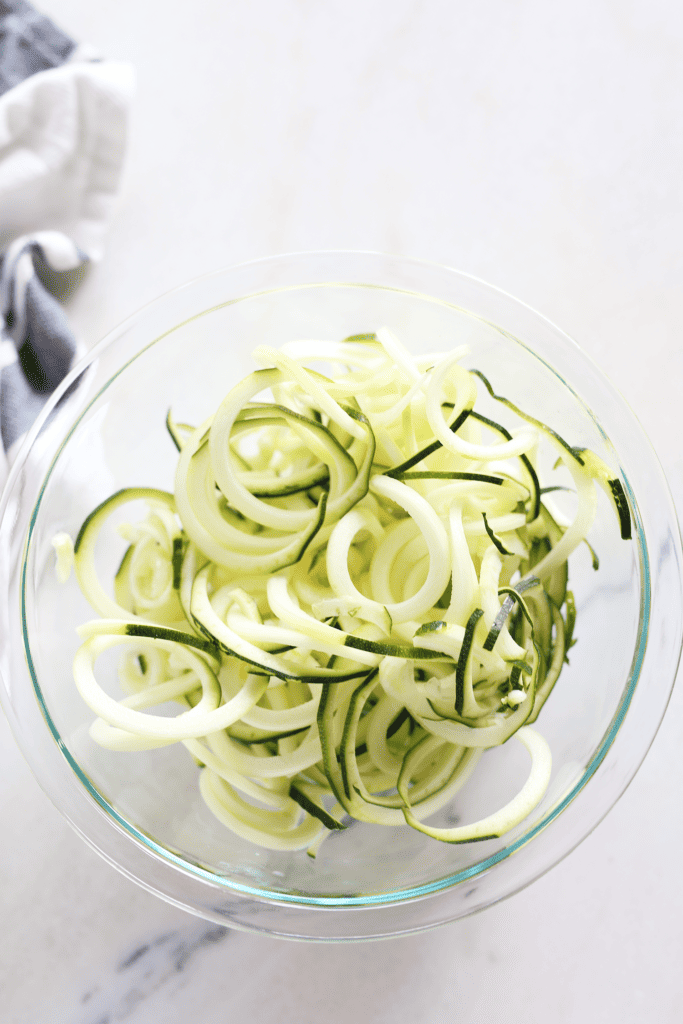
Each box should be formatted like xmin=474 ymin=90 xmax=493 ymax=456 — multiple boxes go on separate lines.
xmin=2 ymin=250 xmax=681 ymax=938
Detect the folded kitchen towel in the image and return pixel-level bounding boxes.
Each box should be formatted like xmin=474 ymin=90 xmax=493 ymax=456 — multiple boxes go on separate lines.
xmin=0 ymin=1 xmax=133 ymax=488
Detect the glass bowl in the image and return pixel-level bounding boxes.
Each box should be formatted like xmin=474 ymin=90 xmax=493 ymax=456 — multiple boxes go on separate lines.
xmin=1 ymin=251 xmax=680 ymax=941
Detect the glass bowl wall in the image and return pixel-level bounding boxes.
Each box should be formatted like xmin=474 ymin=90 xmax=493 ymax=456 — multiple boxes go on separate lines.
xmin=0 ymin=252 xmax=680 ymax=940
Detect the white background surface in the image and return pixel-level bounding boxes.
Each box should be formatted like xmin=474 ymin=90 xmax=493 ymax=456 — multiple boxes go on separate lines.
xmin=2 ymin=2 xmax=683 ymax=1021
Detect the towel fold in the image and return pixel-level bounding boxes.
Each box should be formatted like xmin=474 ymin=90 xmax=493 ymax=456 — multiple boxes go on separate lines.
xmin=0 ymin=230 xmax=87 ymax=449
xmin=0 ymin=58 xmax=135 ymax=260
xmin=0 ymin=1 xmax=133 ymax=489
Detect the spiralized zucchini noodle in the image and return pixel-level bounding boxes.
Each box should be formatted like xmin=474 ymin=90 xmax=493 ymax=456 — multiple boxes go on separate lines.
xmin=64 ymin=329 xmax=631 ymax=855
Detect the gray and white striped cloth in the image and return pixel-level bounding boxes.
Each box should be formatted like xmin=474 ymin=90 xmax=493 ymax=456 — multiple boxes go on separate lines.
xmin=0 ymin=0 xmax=75 ymax=93
xmin=0 ymin=231 xmax=86 ymax=450
xmin=0 ymin=0 xmax=133 ymax=488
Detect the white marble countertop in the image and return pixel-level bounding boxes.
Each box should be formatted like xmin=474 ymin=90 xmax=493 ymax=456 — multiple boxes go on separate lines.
xmin=3 ymin=2 xmax=683 ymax=1021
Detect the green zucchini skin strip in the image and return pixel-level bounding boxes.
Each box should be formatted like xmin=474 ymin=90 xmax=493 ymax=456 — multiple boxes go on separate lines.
xmin=468 ymin=410 xmax=541 ymax=521
xmin=190 ymin=566 xmax=370 ymax=684
xmin=317 ymin=680 xmax=358 ymax=810
xmin=399 ymin=726 xmax=552 ymax=842
xmin=73 ymin=633 xmax=267 ymax=740
xmin=583 ymin=538 xmax=600 ymax=570
xmin=198 ymin=769 xmax=324 ymax=851
xmin=397 ymin=470 xmax=506 ymax=485
xmin=482 ymin=512 xmax=512 ymax=556
xmin=124 ymin=622 xmax=218 ymax=658
xmin=268 ymin=567 xmax=450 ymax=662
xmin=527 ymin=600 xmax=566 ymax=724
xmin=422 ymin=638 xmax=539 ymax=745
xmin=455 ymin=608 xmax=484 ymax=715
xmin=165 ymin=410 xmax=195 ymax=452
xmin=74 ymin=487 xmax=176 ymax=555
xmin=343 ymin=332 xmax=378 ymax=343
xmin=577 ymin=450 xmax=632 ymax=540
xmin=340 ymin=672 xmax=381 ymax=801
xmin=415 ymin=619 xmax=448 ymax=637
xmin=207 ymin=369 xmax=376 ymax=532
xmin=228 ymin=722 xmax=310 ymax=744
xmin=564 ymin=590 xmax=577 ymax=659
xmin=74 ymin=488 xmax=180 ymax=622
xmin=483 ymin=577 xmax=540 ymax=653
xmin=232 ymin=404 xmax=346 ymax=496
xmin=384 ymin=406 xmax=473 ymax=479
xmin=471 ymin=369 xmax=632 ymax=538
xmin=175 ymin=419 xmax=333 ymax=571
xmin=471 ymin=369 xmax=584 ymax=466
xmin=289 ymin=783 xmax=347 ymax=830
xmin=77 ymin=619 xmax=221 ymax=661
xmin=342 ymin=635 xmax=450 ymax=660
xmin=171 ymin=537 xmax=185 ymax=590
xmin=608 ymin=477 xmax=632 ymax=540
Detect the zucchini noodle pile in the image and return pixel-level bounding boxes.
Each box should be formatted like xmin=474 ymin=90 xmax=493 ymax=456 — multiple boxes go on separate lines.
xmin=66 ymin=329 xmax=631 ymax=855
